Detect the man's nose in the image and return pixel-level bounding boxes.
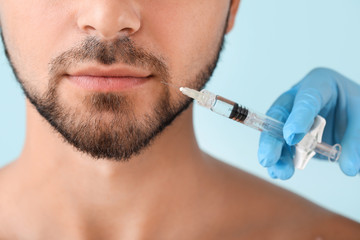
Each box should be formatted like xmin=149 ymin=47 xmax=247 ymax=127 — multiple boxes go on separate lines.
xmin=76 ymin=1 xmax=141 ymax=40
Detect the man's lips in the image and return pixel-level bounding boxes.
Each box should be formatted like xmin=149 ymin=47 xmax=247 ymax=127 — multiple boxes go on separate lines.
xmin=65 ymin=65 xmax=152 ymax=92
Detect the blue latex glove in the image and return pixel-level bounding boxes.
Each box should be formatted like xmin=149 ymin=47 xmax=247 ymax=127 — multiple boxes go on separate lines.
xmin=258 ymin=68 xmax=360 ymax=180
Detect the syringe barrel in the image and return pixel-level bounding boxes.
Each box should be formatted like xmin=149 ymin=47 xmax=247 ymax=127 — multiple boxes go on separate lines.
xmin=207 ymin=93 xmax=285 ymax=139
xmin=243 ymin=111 xmax=284 ymax=140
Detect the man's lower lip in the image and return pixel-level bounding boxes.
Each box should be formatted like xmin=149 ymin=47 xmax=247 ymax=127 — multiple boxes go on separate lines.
xmin=66 ymin=75 xmax=150 ymax=91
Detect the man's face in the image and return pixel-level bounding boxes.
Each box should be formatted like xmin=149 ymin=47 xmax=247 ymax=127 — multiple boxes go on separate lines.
xmin=0 ymin=0 xmax=236 ymax=161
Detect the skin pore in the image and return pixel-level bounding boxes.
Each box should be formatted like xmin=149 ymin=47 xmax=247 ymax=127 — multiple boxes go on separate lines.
xmin=0 ymin=0 xmax=359 ymax=239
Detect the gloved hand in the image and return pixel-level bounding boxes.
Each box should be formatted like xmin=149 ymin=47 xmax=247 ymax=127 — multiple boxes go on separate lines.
xmin=258 ymin=68 xmax=360 ymax=180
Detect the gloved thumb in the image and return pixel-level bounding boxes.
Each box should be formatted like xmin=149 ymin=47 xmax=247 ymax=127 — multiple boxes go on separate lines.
xmin=338 ymin=102 xmax=360 ymax=176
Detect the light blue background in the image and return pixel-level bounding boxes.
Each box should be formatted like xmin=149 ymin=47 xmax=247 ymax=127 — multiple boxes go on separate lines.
xmin=0 ymin=0 xmax=359 ymax=222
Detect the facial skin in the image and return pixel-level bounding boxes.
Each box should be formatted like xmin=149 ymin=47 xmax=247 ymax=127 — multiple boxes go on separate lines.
xmin=0 ymin=0 xmax=236 ymax=161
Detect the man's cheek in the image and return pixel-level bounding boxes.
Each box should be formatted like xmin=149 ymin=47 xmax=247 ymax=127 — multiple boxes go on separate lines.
xmin=2 ymin=39 xmax=48 ymax=96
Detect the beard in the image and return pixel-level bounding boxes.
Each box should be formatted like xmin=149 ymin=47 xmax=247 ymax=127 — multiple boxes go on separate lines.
xmin=1 ymin=26 xmax=226 ymax=161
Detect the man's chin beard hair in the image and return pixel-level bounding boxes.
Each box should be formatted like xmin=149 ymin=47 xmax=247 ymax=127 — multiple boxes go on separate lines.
xmin=1 ymin=24 xmax=227 ymax=162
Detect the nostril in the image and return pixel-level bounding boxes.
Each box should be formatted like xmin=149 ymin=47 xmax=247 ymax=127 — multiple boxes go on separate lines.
xmin=82 ymin=24 xmax=96 ymax=33
xmin=122 ymin=27 xmax=136 ymax=36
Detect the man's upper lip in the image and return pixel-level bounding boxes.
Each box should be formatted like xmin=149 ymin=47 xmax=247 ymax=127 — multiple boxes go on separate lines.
xmin=67 ymin=65 xmax=152 ymax=78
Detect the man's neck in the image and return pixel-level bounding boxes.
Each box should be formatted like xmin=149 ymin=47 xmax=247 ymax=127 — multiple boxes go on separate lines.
xmin=11 ymin=100 xmax=210 ymax=237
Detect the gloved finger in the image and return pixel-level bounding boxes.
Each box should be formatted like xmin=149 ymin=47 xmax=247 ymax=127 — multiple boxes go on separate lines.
xmin=338 ymin=101 xmax=360 ymax=176
xmin=258 ymin=133 xmax=283 ymax=167
xmin=267 ymin=145 xmax=294 ymax=180
xmin=339 ymin=141 xmax=360 ymax=176
xmin=258 ymin=90 xmax=295 ymax=167
xmin=284 ymin=68 xmax=337 ymax=145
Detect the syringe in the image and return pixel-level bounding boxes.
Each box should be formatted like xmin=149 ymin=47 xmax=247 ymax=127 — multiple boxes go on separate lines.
xmin=180 ymin=87 xmax=341 ymax=168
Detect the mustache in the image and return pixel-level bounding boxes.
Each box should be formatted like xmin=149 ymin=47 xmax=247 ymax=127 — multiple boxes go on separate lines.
xmin=48 ymin=37 xmax=169 ymax=80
